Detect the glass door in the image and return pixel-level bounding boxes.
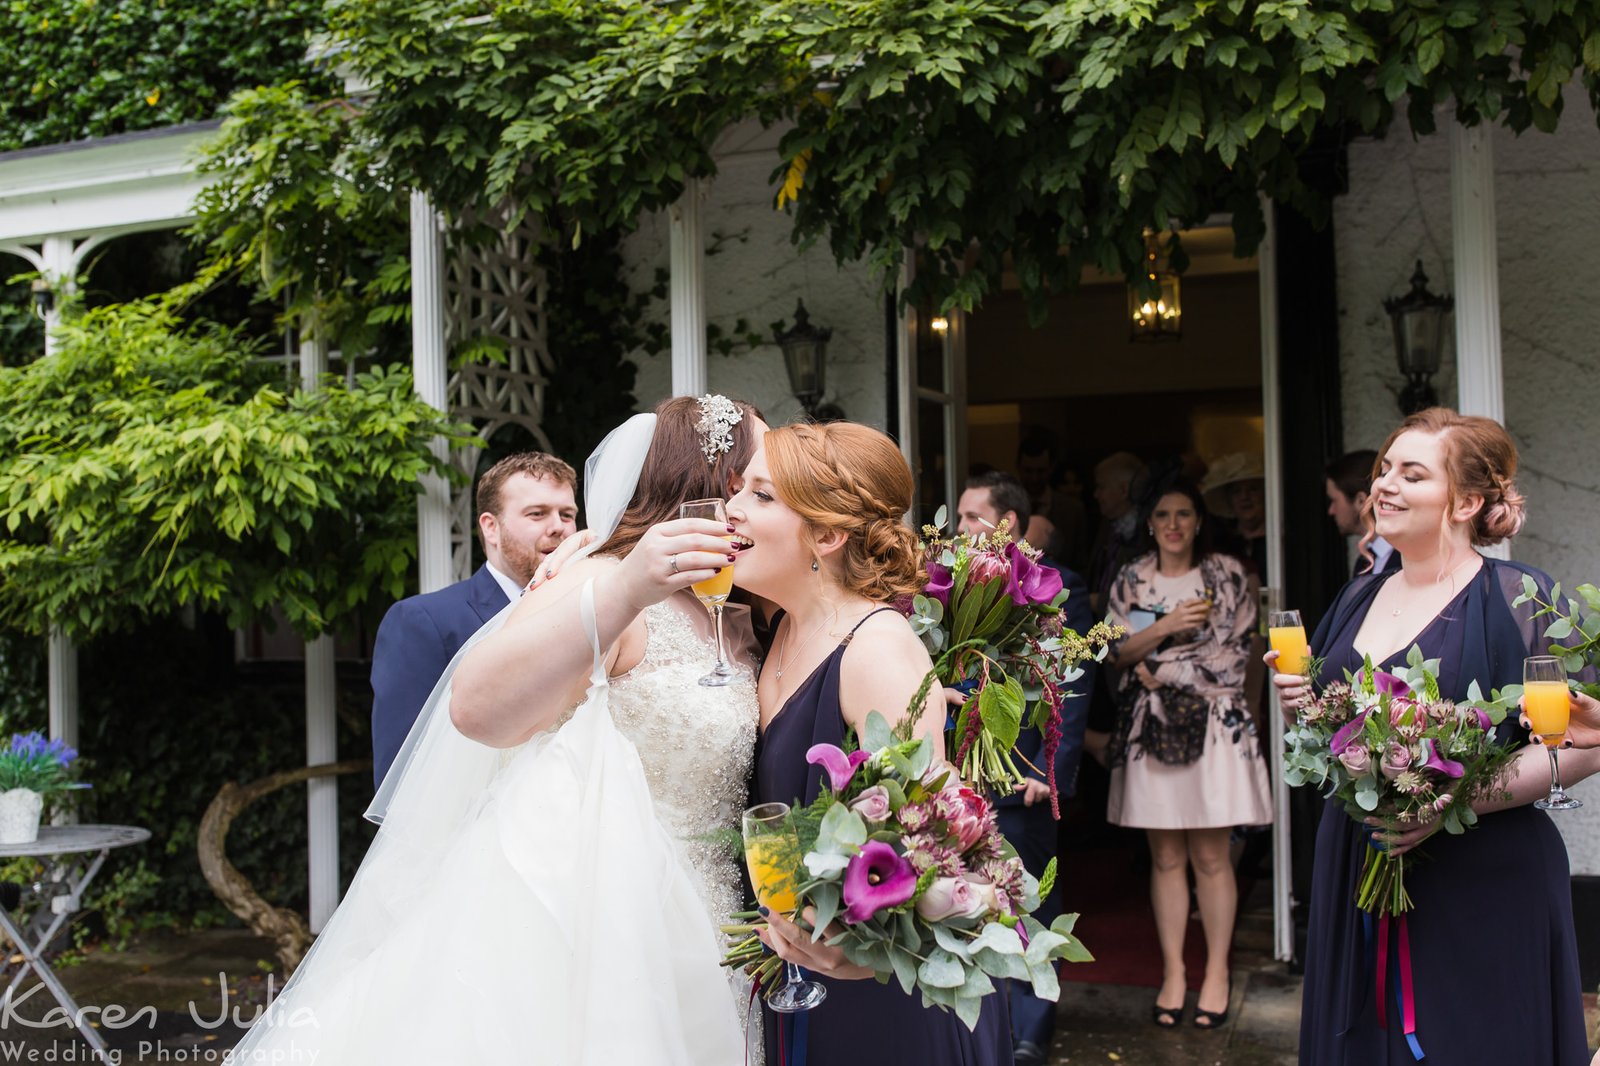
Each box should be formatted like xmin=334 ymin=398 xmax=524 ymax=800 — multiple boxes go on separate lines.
xmin=895 ymin=260 xmax=967 ymax=527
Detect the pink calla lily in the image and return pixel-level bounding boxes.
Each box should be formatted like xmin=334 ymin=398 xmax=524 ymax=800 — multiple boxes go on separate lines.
xmin=842 ymin=841 xmax=917 ymax=923
xmin=807 ymin=743 xmax=871 ymax=792
xmin=1329 ymin=710 xmax=1371 ymax=756
xmin=1420 ymin=737 xmax=1465 ymax=778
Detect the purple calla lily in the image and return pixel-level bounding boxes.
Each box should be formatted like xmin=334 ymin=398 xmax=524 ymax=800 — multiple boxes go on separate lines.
xmin=924 ymin=561 xmax=954 ymax=607
xmin=841 ymin=841 xmax=918 ymax=923
xmin=1420 ymin=737 xmax=1465 ymax=778
xmin=1003 ymin=542 xmax=1063 ymax=606
xmin=807 ymin=744 xmax=871 ymax=792
xmin=1329 ymin=710 xmax=1371 ymax=756
xmin=1374 ymin=671 xmax=1410 ymax=698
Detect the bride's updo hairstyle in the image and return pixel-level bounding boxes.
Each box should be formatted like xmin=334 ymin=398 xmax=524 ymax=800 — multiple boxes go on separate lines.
xmin=763 ymin=422 xmax=923 ymax=602
xmin=1364 ymin=406 xmax=1527 ymax=548
xmin=599 ymin=395 xmax=763 ymax=558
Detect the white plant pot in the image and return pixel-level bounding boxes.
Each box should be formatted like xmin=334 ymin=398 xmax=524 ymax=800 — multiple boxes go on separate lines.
xmin=0 ymin=789 xmax=43 ymax=845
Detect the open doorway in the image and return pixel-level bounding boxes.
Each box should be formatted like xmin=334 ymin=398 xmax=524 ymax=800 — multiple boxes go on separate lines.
xmin=917 ymin=225 xmax=1284 ymax=996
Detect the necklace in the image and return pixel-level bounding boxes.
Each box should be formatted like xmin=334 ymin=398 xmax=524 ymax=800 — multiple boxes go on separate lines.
xmin=1391 ymin=554 xmax=1480 ymax=616
xmin=774 ymin=605 xmax=841 ymax=680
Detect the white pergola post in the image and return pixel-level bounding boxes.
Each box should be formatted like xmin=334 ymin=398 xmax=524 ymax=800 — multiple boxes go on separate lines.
xmin=298 ymin=324 xmax=340 ymax=932
xmin=39 ymin=235 xmax=81 ymax=755
xmin=410 ymin=191 xmax=454 ymax=595
xmin=1449 ymin=121 xmax=1509 ymax=559
xmin=668 ymin=180 xmax=708 ymax=397
xmin=1450 ymin=122 xmax=1505 ymax=423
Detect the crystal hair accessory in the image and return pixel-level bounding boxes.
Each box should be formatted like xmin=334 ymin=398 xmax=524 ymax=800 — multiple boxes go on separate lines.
xmin=695 ymin=394 xmax=744 ymax=465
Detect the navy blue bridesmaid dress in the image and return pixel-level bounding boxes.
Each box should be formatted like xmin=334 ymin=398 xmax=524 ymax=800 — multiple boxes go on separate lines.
xmin=753 ymin=609 xmax=1014 ymax=1066
xmin=1298 ymin=559 xmax=1588 ymax=1065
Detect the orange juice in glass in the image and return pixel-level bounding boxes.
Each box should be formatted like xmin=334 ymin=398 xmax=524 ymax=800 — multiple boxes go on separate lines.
xmin=1526 ymin=656 xmax=1582 ymax=811
xmin=1524 ymin=680 xmax=1572 ymax=748
xmin=679 ymin=499 xmax=736 ymax=687
xmin=1268 ymin=610 xmax=1309 ymax=675
xmin=692 ymin=543 xmax=734 ymax=606
xmin=741 ymin=803 xmax=826 ymax=1012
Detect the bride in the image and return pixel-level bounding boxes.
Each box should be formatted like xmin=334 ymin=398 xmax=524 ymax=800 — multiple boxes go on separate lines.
xmin=229 ymin=395 xmax=766 ymax=1065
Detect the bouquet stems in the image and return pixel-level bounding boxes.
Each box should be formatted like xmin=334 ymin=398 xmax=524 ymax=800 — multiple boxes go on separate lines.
xmin=1355 ymin=843 xmax=1412 ymax=916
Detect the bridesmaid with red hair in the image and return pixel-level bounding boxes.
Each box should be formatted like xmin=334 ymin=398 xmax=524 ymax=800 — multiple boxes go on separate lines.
xmin=1272 ymin=408 xmax=1597 ymax=1065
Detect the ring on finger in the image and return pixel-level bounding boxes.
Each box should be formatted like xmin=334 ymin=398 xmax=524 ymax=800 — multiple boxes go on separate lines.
xmin=669 ymin=553 xmax=680 ymax=575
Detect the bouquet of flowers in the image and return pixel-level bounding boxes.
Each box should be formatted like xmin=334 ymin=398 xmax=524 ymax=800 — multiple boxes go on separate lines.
xmin=1282 ymin=648 xmax=1517 ymax=915
xmin=902 ymin=512 xmax=1122 ymax=808
xmin=0 ymin=731 xmax=86 ymax=794
xmin=723 ymin=711 xmax=1092 ymax=1029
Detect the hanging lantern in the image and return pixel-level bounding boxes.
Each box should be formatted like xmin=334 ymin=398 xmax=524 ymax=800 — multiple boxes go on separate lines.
xmin=774 ymin=299 xmax=835 ymax=419
xmin=1383 ymin=261 xmax=1453 ymax=415
xmin=1128 ymin=232 xmax=1182 ymax=342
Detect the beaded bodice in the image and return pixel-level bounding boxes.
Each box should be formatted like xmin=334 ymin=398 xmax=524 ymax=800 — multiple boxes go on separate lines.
xmin=607 ymin=596 xmax=759 ymax=936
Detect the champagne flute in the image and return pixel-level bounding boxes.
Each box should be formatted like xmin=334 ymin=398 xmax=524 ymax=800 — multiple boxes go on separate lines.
xmin=742 ymin=802 xmax=827 ymax=1012
xmin=679 ymin=498 xmax=736 ymax=687
xmin=1526 ymin=656 xmax=1582 ymax=811
xmin=1268 ymin=609 xmax=1310 ymax=676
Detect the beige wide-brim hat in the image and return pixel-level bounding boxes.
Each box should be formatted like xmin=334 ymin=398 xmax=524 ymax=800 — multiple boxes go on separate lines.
xmin=1200 ymin=452 xmax=1266 ymax=518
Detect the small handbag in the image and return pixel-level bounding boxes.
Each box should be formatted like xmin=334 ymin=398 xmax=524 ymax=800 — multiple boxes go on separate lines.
xmin=1136 ymin=685 xmax=1211 ymax=766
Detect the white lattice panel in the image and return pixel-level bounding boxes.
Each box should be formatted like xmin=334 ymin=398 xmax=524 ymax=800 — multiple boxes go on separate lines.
xmin=444 ymin=209 xmax=553 ymax=582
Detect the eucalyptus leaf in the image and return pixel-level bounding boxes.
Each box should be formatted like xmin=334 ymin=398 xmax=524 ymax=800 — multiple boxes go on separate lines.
xmin=917 ymin=948 xmax=968 ymax=989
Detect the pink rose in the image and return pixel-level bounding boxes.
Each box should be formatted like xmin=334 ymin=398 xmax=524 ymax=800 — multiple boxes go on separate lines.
xmin=1337 ymin=745 xmax=1372 ymax=776
xmin=1380 ymin=741 xmax=1414 ymax=780
xmin=948 ymin=786 xmax=990 ymax=852
xmin=962 ymin=874 xmax=1002 ymax=916
xmin=849 ymin=785 xmax=892 ymax=823
xmin=915 ymin=876 xmax=988 ymax=922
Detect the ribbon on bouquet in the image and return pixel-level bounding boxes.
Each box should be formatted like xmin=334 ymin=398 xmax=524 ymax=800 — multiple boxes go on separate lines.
xmin=1371 ymin=912 xmax=1426 ymax=1061
xmin=775 ymin=1008 xmax=808 ymax=1066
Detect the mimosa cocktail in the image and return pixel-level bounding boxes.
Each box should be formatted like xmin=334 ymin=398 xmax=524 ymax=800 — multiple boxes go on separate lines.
xmin=1268 ymin=610 xmax=1309 ymax=675
xmin=1524 ymin=681 xmax=1572 ymax=748
xmin=741 ymin=803 xmax=826 ymax=1012
xmin=679 ymin=499 xmax=737 ymax=687
xmin=1525 ymin=656 xmax=1581 ymax=811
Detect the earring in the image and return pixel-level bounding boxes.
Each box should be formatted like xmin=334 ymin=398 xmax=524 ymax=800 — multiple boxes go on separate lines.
xmin=811 ymin=559 xmax=820 ymax=572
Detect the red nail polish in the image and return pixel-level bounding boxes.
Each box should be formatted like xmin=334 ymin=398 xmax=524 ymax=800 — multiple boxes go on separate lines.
xmin=727 ymin=525 xmax=737 ymax=533
xmin=727 ymin=554 xmax=737 ymax=562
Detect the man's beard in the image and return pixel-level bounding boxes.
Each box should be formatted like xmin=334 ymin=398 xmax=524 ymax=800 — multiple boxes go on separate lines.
xmin=498 ymin=537 xmax=554 ymax=589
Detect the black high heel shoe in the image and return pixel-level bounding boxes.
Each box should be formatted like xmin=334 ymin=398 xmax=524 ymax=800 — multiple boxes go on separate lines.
xmin=1151 ymin=999 xmax=1184 ymax=1028
xmin=1192 ymin=981 xmax=1232 ymax=1030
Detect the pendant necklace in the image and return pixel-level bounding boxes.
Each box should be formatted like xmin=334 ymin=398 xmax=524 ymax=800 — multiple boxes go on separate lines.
xmin=774 ymin=605 xmax=842 ymax=680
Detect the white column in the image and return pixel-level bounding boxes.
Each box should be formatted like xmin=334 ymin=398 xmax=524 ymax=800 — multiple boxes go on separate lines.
xmin=303 ymin=634 xmax=339 ymax=932
xmin=1450 ymin=122 xmax=1504 ymax=423
xmin=668 ymin=180 xmax=708 ymax=397
xmin=40 ymin=235 xmax=79 ymax=753
xmin=410 ymin=191 xmax=454 ymax=594
xmin=1256 ymin=199 xmax=1294 ymax=963
xmin=298 ymin=325 xmax=340 ymax=932
xmin=1450 ymin=121 xmax=1509 ymax=559
xmin=46 ymin=633 xmax=78 ymax=751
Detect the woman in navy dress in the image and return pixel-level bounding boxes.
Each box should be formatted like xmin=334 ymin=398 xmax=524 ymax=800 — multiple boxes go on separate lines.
xmin=1271 ymin=409 xmax=1598 ymax=1065
xmin=728 ymin=421 xmax=1012 ymax=1066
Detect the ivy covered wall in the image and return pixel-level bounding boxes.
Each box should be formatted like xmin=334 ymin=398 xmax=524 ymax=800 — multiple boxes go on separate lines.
xmin=0 ymin=0 xmax=329 ymax=152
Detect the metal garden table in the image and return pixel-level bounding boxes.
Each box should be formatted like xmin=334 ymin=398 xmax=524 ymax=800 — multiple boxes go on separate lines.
xmin=0 ymin=824 xmax=151 ymax=1055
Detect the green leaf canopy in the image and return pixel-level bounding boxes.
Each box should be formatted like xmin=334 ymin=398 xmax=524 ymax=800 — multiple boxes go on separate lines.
xmin=327 ymin=0 xmax=1600 ymax=320
xmin=0 ymin=298 xmax=474 ymax=641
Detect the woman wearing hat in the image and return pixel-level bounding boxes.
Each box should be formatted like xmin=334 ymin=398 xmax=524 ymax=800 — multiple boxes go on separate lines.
xmin=1200 ymin=452 xmax=1267 ymax=579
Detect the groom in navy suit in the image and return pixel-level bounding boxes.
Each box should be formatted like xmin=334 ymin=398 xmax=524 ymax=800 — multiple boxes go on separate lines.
xmin=370 ymin=452 xmax=579 ymax=788
xmin=956 ymin=471 xmax=1095 ymax=1066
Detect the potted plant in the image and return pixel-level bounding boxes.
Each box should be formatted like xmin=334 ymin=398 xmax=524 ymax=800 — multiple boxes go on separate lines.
xmin=0 ymin=732 xmax=86 ymax=844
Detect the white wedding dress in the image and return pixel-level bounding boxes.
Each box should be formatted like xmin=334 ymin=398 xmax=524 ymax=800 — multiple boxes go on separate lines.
xmin=229 ymin=584 xmax=759 ymax=1065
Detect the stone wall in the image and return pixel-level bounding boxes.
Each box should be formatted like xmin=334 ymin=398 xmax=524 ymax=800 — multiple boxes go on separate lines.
xmin=619 ymin=121 xmax=890 ymax=430
xmin=1335 ymin=106 xmax=1600 ymax=873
